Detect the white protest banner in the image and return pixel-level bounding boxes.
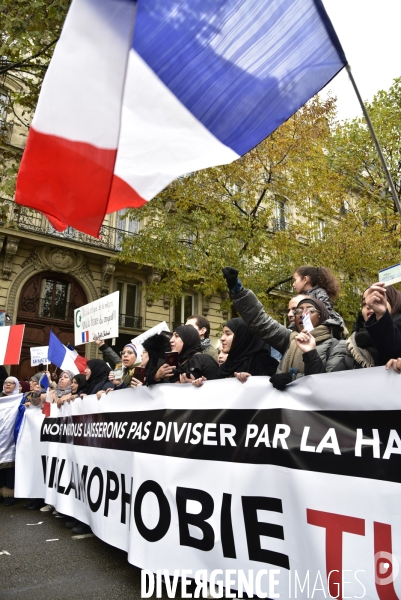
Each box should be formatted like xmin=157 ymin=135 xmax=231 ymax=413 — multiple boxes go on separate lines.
xmin=131 ymin=321 xmax=170 ymax=361
xmin=30 ymin=346 xmax=50 ymax=366
xmin=74 ymin=291 xmax=119 ymax=345
xmin=15 ymin=368 xmax=401 ymax=599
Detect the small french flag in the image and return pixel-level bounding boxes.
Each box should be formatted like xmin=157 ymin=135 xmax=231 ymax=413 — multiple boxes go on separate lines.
xmin=81 ymin=331 xmax=89 ymax=343
xmin=0 ymin=325 xmax=25 ymax=365
xmin=48 ymin=331 xmax=87 ymax=374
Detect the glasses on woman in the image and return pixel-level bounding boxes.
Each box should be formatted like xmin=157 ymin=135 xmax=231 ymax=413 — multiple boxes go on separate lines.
xmin=293 ymin=308 xmax=321 ymax=316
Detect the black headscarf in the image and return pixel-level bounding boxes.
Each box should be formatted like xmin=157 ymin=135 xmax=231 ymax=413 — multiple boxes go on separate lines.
xmin=296 ymin=297 xmax=330 ymax=326
xmin=85 ymin=359 xmax=111 ymax=395
xmin=216 ymin=318 xmax=272 ymax=379
xmin=0 ymin=366 xmax=9 ymax=388
xmin=143 ymin=332 xmax=172 ymax=386
xmin=174 ymin=325 xmax=202 ymax=373
xmin=73 ymin=373 xmax=87 ymax=394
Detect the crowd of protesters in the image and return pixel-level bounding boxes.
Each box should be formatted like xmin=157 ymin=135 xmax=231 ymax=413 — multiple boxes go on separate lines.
xmin=1 ymin=265 xmax=401 ymax=531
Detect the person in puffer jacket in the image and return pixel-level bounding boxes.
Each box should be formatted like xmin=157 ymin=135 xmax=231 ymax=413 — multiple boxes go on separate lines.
xmin=222 ymin=267 xmax=346 ymax=390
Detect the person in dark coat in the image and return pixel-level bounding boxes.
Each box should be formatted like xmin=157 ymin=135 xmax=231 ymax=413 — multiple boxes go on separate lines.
xmin=331 ymin=283 xmax=401 ymax=371
xmin=153 ymin=326 xmax=218 ymax=384
xmin=142 ymin=331 xmax=172 ymax=386
xmin=216 ymin=317 xmax=278 ymax=379
xmin=83 ymin=360 xmax=114 ymax=395
xmin=221 ymin=267 xmax=345 ymax=389
xmin=363 ymin=282 xmax=401 ymax=364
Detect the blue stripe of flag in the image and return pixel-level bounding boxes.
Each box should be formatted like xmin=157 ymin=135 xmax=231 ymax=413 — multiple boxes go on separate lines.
xmin=133 ymin=0 xmax=346 ymax=156
xmin=48 ymin=331 xmax=66 ymax=369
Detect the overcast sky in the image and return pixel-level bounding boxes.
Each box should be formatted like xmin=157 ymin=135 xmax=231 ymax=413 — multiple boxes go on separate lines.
xmin=320 ymin=0 xmax=401 ymax=121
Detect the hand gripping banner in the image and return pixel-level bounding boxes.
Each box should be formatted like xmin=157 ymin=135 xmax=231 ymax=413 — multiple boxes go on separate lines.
xmin=15 ymin=368 xmax=401 ymax=599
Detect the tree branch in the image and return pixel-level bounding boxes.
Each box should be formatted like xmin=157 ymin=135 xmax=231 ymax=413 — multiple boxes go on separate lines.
xmin=265 ymin=275 xmax=293 ymax=294
xmin=0 ymin=38 xmax=59 ymax=74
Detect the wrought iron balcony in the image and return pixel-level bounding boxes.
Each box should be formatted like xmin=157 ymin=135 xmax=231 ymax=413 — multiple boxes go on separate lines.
xmin=119 ymin=314 xmax=142 ymax=329
xmin=2 ymin=206 xmax=134 ymax=251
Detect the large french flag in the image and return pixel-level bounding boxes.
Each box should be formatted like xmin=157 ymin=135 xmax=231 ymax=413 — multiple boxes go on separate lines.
xmin=48 ymin=331 xmax=87 ymax=375
xmin=16 ymin=0 xmax=347 ymax=237
xmin=0 ymin=325 xmax=25 ymax=365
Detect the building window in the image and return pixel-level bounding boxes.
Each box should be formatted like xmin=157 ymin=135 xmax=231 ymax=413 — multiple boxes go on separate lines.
xmin=39 ymin=278 xmax=70 ymax=320
xmin=116 ymin=282 xmax=141 ymax=329
xmin=115 ymin=210 xmax=139 ymax=249
xmin=317 ymin=219 xmax=326 ymax=240
xmin=174 ymin=294 xmax=195 ymax=328
xmin=340 ymin=200 xmax=350 ymax=215
xmin=273 ymin=199 xmax=288 ymax=231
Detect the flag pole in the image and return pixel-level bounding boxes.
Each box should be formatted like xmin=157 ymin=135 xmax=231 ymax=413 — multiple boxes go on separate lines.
xmin=345 ymin=63 xmax=401 ymax=218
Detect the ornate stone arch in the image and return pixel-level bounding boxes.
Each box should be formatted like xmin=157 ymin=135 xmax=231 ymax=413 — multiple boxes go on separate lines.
xmin=6 ymin=247 xmax=98 ymax=322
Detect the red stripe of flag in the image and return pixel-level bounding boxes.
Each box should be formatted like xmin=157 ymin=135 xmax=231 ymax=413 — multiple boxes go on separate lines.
xmin=4 ymin=324 xmax=25 ymax=365
xmin=74 ymin=354 xmax=88 ymax=374
xmin=16 ymin=127 xmax=117 ymax=237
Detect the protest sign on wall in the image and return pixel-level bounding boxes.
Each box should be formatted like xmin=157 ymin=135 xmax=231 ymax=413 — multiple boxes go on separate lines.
xmin=74 ymin=291 xmax=119 ymax=345
xmin=15 ymin=368 xmax=401 ymax=598
xmin=30 ymin=346 xmax=50 ymax=366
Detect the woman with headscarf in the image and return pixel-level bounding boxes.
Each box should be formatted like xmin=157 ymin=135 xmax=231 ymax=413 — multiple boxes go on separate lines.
xmin=70 ymin=374 xmax=87 ymax=399
xmin=331 ymin=283 xmax=401 ymax=371
xmin=140 ymin=331 xmax=172 ymax=386
xmin=83 ymin=359 xmax=113 ymax=396
xmin=363 ymin=282 xmax=401 ymax=364
xmin=23 ymin=375 xmax=46 ymax=407
xmin=48 ymin=370 xmax=75 ymax=408
xmin=0 ymin=377 xmax=20 ymax=397
xmin=94 ymin=338 xmax=138 ymax=387
xmin=0 ymin=376 xmax=22 ymax=505
xmin=216 ymin=318 xmax=278 ymax=379
xmin=153 ymin=326 xmax=218 ymax=384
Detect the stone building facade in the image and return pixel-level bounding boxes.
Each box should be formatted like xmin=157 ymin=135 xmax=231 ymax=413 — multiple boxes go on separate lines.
xmin=0 ymin=68 xmax=228 ymax=380
xmin=0 ymin=211 xmax=225 ymax=380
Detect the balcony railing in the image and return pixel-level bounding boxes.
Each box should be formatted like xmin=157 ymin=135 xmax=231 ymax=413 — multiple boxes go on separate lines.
xmin=119 ymin=314 xmax=142 ymax=329
xmin=2 ymin=206 xmax=134 ymax=251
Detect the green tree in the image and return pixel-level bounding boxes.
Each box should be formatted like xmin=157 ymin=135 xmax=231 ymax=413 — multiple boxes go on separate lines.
xmin=1 ymin=0 xmax=71 ymax=114
xmin=0 ymin=0 xmax=71 ymax=209
xmin=118 ymin=86 xmax=401 ymax=329
xmin=326 ymin=78 xmax=401 ymax=321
